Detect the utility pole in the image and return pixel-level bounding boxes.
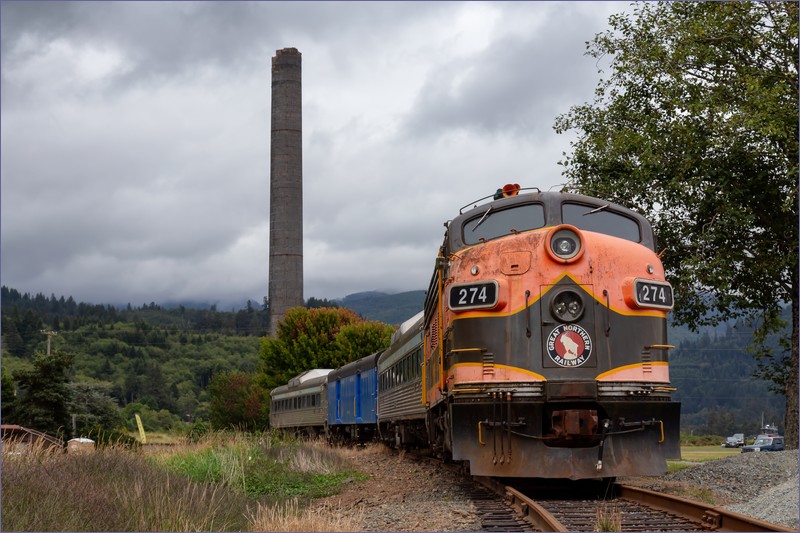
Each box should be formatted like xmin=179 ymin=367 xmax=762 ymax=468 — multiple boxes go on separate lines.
xmin=40 ymin=330 xmax=58 ymax=355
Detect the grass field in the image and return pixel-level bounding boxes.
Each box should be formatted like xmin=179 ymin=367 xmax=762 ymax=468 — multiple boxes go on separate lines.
xmin=666 ymin=445 xmax=741 ymax=474
xmin=678 ymin=445 xmax=741 ymax=462
xmin=1 ymin=431 xmax=365 ymax=532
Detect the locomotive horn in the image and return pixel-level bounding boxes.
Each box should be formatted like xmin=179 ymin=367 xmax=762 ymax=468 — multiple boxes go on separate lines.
xmin=502 ymin=183 xmax=521 ymax=197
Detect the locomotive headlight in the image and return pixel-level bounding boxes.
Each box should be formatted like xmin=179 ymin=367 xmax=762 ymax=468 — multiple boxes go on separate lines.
xmin=551 ymin=289 xmax=584 ymax=322
xmin=548 ymin=226 xmax=583 ymax=262
xmin=554 ymin=237 xmax=577 ymax=256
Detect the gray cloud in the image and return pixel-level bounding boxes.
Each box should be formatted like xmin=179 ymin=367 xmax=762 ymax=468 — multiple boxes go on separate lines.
xmin=1 ymin=1 xmax=627 ymax=307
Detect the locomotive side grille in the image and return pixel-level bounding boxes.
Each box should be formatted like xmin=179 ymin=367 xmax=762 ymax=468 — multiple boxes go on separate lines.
xmin=641 ymin=351 xmax=652 ymax=374
xmin=428 ymin=313 xmax=439 ymax=352
xmin=482 ymin=352 xmax=495 ymax=377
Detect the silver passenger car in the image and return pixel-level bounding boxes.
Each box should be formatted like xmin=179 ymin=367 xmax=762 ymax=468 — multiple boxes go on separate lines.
xmin=377 ymin=311 xmax=426 ymax=445
xmin=270 ymin=368 xmax=332 ymax=435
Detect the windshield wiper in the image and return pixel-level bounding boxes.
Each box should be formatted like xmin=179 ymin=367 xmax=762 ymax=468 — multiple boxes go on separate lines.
xmin=583 ymin=204 xmax=609 ymax=215
xmin=472 ymin=206 xmax=493 ymax=231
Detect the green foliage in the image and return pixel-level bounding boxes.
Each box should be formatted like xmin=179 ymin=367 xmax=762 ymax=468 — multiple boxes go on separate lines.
xmin=68 ymin=381 xmax=123 ymax=436
xmin=0 ymin=288 xmax=403 ymax=433
xmin=187 ymin=420 xmax=212 ymax=442
xmin=120 ymin=402 xmax=182 ymax=433
xmin=158 ymin=434 xmax=363 ymax=500
xmin=1 ymin=365 xmax=17 ymax=420
xmin=0 ymin=287 xmax=269 ymax=336
xmin=333 ymin=321 xmax=395 ymax=365
xmin=260 ymin=307 xmax=394 ymax=388
xmin=207 ymin=372 xmax=270 ymax=431
xmin=555 ymin=1 xmax=798 ymax=444
xmin=671 ymin=320 xmax=785 ymax=436
xmin=680 ymin=434 xmax=727 ymax=447
xmin=11 ymin=350 xmax=75 ymax=435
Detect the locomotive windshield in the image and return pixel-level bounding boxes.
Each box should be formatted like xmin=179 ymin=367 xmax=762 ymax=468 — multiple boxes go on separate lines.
xmin=463 ymin=204 xmax=545 ymax=245
xmin=562 ymin=203 xmax=641 ymax=243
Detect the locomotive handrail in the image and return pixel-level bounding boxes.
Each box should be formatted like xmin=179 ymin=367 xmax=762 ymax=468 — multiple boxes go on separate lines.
xmin=458 ymin=186 xmax=541 ymax=214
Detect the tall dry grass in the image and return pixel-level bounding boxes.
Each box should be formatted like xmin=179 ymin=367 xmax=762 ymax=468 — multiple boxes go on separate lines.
xmin=2 ymin=437 xmax=251 ymax=531
xmin=594 ymin=502 xmax=622 ymax=532
xmin=247 ymin=497 xmax=365 ymax=532
xmin=3 ymin=431 xmax=369 ymax=532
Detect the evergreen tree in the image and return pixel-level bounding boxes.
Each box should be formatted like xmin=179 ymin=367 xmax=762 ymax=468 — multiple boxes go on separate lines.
xmin=1 ymin=366 xmax=17 ymax=421
xmin=13 ymin=351 xmax=75 ymax=436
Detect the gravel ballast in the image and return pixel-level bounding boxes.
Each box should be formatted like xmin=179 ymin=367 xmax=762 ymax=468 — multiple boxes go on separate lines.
xmin=314 ymin=444 xmax=798 ymax=531
xmin=623 ymin=449 xmax=799 ymax=530
xmin=675 ymin=450 xmax=798 ymax=530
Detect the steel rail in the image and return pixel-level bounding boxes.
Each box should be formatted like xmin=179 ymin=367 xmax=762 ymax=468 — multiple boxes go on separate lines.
xmin=473 ymin=476 xmax=568 ymax=532
xmin=617 ymin=484 xmax=795 ymax=532
xmin=475 ymin=476 xmax=793 ymax=532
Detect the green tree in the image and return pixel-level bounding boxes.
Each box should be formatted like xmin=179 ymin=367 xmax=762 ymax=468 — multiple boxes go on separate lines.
xmin=260 ymin=307 xmax=394 ymax=388
xmin=67 ymin=381 xmax=122 ymax=436
xmin=332 ymin=321 xmax=395 ymax=368
xmin=120 ymin=401 xmax=181 ymax=433
xmin=554 ymin=1 xmax=798 ymax=445
xmin=207 ymin=372 xmax=269 ymax=430
xmin=1 ymin=365 xmax=17 ymax=421
xmin=1 ymin=318 xmax=26 ymax=358
xmin=12 ymin=350 xmax=75 ymax=436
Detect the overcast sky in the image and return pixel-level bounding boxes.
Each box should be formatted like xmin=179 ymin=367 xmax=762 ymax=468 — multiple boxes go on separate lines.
xmin=2 ymin=1 xmax=629 ymax=309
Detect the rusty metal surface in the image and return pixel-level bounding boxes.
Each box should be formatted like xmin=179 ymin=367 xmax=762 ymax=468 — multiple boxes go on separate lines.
xmin=473 ymin=476 xmax=558 ymax=532
xmin=617 ymin=484 xmax=795 ymax=532
xmin=474 ymin=477 xmax=793 ymax=532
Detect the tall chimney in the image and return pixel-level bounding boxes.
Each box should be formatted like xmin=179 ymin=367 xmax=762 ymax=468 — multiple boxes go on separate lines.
xmin=268 ymin=48 xmax=304 ymax=336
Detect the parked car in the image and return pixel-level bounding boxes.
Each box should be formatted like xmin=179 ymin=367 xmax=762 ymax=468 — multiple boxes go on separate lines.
xmin=723 ymin=433 xmax=745 ymax=447
xmin=741 ymin=435 xmax=784 ymax=453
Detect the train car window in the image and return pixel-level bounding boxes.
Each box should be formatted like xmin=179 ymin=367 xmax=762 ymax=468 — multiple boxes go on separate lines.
xmin=562 ymin=203 xmax=641 ymax=243
xmin=463 ymin=204 xmax=545 ymax=245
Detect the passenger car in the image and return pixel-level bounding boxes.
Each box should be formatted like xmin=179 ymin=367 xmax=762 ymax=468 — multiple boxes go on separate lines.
xmin=723 ymin=433 xmax=745 ymax=447
xmin=741 ymin=436 xmax=784 ymax=452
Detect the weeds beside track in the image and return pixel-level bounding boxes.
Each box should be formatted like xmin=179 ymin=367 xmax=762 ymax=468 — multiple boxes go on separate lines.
xmin=1 ymin=432 xmax=365 ymax=532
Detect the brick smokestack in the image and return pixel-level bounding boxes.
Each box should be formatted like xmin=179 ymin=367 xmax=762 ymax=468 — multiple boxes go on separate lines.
xmin=268 ymin=48 xmax=304 ymax=336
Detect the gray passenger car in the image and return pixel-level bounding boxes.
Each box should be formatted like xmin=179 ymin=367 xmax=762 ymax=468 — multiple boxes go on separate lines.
xmin=377 ymin=311 xmax=426 ymax=446
xmin=270 ymin=369 xmax=332 ymax=435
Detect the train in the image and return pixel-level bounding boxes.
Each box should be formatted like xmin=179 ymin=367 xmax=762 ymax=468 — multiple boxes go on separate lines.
xmin=270 ymin=185 xmax=681 ymax=480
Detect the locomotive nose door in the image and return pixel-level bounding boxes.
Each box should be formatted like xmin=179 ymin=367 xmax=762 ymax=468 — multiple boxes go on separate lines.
xmin=540 ymin=282 xmax=598 ymax=372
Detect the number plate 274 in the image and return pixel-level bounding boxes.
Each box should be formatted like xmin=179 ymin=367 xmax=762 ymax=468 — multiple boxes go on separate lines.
xmin=448 ymin=281 xmax=499 ymax=311
xmin=635 ymin=280 xmax=674 ymax=309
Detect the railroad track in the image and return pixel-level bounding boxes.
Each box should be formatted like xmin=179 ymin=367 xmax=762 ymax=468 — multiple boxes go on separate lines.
xmin=474 ymin=477 xmax=794 ymax=532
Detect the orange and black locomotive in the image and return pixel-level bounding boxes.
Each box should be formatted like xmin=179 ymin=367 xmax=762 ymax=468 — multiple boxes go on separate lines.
xmin=421 ymin=184 xmax=680 ymax=479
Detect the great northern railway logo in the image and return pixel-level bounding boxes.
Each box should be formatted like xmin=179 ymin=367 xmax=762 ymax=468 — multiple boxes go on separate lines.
xmin=546 ymin=324 xmax=592 ymax=367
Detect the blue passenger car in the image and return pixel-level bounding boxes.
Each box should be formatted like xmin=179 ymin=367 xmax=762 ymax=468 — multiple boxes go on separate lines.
xmin=327 ymin=351 xmax=382 ymax=442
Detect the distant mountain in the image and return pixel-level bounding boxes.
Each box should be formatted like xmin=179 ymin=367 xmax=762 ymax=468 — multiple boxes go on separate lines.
xmin=337 ymin=291 xmax=425 ymax=325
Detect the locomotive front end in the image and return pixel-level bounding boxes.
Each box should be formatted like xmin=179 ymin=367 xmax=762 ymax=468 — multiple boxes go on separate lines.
xmin=423 ymin=186 xmax=681 ymax=479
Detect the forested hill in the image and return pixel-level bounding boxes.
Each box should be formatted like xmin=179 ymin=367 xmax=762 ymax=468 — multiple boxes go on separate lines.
xmin=0 ymin=285 xmax=787 ymax=437
xmin=670 ymin=322 xmax=786 ymax=437
xmin=337 ymin=291 xmax=425 ymax=325
xmin=0 ymin=286 xmax=270 ymax=337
